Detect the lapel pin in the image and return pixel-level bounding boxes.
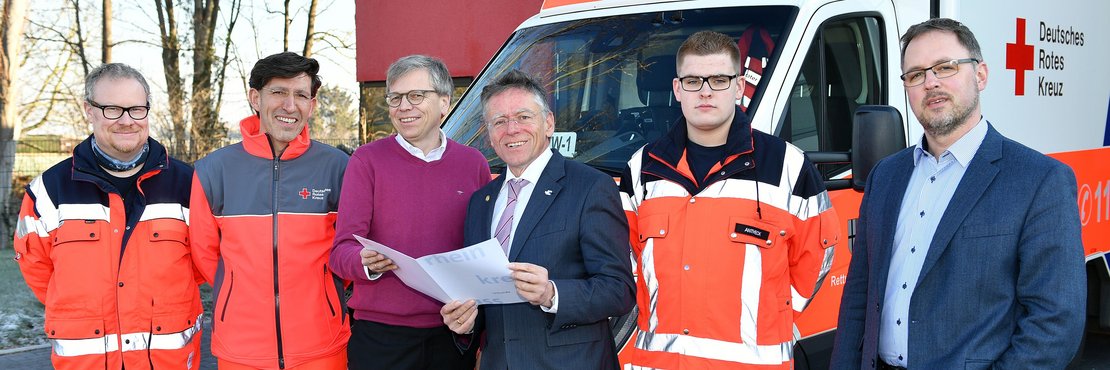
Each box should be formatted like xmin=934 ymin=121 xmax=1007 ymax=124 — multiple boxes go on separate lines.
xmin=544 ymin=190 xmax=553 ymax=196
xmin=485 ymin=195 xmax=491 ymax=202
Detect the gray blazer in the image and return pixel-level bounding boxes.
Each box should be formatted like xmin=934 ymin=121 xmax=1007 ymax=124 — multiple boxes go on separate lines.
xmin=462 ymin=150 xmax=635 ymax=370
xmin=830 ymin=124 xmax=1085 ymax=369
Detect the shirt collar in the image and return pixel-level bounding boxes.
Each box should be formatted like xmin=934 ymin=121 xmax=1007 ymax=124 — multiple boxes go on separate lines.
xmin=394 ymin=129 xmax=447 ymax=162
xmin=913 ymin=116 xmax=987 ymax=167
xmin=505 ymin=148 xmax=554 ymax=185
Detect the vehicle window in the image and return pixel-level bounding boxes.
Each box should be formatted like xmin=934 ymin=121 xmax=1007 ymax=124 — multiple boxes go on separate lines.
xmin=782 ymin=16 xmax=884 ymax=178
xmin=444 ymin=6 xmax=796 ymax=175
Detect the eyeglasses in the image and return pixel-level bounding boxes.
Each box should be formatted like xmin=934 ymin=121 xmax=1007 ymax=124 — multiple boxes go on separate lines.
xmin=385 ymin=90 xmax=438 ymax=107
xmin=678 ymin=75 xmax=738 ymax=91
xmin=87 ymin=100 xmax=150 ymax=120
xmin=487 ymin=110 xmax=542 ymax=131
xmin=265 ymin=88 xmax=314 ymax=103
xmin=900 ymin=58 xmax=979 ymax=87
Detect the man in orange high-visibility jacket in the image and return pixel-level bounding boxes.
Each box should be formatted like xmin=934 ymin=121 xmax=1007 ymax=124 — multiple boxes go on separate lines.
xmin=190 ymin=52 xmax=350 ymax=370
xmin=14 ymin=63 xmax=202 ymax=370
xmin=618 ymin=31 xmax=840 ymax=369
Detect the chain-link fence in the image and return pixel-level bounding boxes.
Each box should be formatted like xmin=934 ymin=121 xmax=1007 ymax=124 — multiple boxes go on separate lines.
xmin=1 ymin=136 xmax=364 ymax=249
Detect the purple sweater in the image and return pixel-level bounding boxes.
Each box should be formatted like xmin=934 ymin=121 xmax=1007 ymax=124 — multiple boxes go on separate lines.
xmin=329 ymin=136 xmax=490 ymax=327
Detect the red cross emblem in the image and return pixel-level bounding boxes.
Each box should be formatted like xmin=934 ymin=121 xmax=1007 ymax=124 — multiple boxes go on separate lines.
xmin=299 ymin=187 xmax=310 ymax=199
xmin=1005 ymin=18 xmax=1035 ymax=96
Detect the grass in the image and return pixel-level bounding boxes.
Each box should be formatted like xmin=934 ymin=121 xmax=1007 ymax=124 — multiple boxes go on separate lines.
xmin=0 ymin=248 xmax=46 ymax=350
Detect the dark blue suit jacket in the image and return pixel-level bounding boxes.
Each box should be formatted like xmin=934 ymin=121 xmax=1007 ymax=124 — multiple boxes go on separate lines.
xmin=831 ymin=124 xmax=1085 ymax=369
xmin=463 ymin=150 xmax=635 ymax=370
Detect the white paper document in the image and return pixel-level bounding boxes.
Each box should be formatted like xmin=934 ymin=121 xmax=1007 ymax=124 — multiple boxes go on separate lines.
xmin=353 ymin=235 xmax=525 ymax=305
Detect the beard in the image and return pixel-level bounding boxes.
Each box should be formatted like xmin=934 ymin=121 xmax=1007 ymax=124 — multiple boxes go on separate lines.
xmin=918 ymin=90 xmax=979 ymax=137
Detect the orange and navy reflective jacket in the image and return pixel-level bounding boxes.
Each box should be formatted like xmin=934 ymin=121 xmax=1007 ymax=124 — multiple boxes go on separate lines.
xmin=617 ymin=108 xmax=839 ymax=369
xmin=190 ymin=116 xmax=350 ymax=369
xmin=13 ymin=136 xmax=202 ymax=370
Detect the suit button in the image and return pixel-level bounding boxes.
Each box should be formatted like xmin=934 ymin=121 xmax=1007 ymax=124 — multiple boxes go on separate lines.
xmin=682 ymin=329 xmax=689 ymax=334
xmin=156 ymin=326 xmax=161 ymax=332
xmin=689 ymin=198 xmax=696 ymax=204
xmin=153 ymin=232 xmax=160 ymax=238
xmin=780 ymin=230 xmax=786 ymax=236
xmin=50 ymin=330 xmax=55 ymax=335
xmin=118 ymin=282 xmax=124 ymax=287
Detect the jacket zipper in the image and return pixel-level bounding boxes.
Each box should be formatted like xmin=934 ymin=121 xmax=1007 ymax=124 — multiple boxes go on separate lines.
xmin=271 ymin=159 xmax=286 ymax=369
xmin=220 ymin=271 xmax=235 ymax=321
xmin=324 ymin=265 xmax=336 ymax=316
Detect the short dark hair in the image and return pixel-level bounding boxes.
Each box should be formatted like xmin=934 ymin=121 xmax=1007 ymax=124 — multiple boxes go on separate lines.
xmin=85 ymin=63 xmax=151 ymax=103
xmin=900 ymin=18 xmax=983 ymax=62
xmin=479 ymin=69 xmax=551 ymax=120
xmin=249 ymin=52 xmax=322 ymax=96
xmin=386 ymin=55 xmax=454 ymax=100
xmin=676 ymin=30 xmax=741 ymax=74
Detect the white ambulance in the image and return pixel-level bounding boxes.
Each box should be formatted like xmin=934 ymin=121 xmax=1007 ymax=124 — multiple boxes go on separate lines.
xmin=439 ymin=0 xmax=1110 ymax=367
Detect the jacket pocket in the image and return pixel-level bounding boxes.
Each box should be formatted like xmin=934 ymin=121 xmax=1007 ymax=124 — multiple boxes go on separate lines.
xmin=219 ymin=270 xmax=235 ymax=322
xmin=547 ymin=320 xmax=605 ymax=347
xmin=145 ymin=219 xmax=194 ymax=306
xmin=44 ymin=317 xmax=105 ymax=340
xmin=47 ymin=221 xmax=110 ymax=318
xmin=637 ymin=213 xmax=669 ymax=243
xmin=964 ymin=359 xmax=992 ymax=370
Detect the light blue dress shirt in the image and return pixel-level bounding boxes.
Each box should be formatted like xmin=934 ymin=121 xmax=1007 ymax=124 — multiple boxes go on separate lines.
xmin=878 ymin=118 xmax=988 ymax=367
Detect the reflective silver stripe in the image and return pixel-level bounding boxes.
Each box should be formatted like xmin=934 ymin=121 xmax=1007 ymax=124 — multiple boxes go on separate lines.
xmin=641 ymin=239 xmax=660 ymax=332
xmin=634 ymin=330 xmax=792 ymax=365
xmin=58 ymin=203 xmax=112 ymax=221
xmin=149 ymin=314 xmax=202 ymax=350
xmin=51 ymin=314 xmax=202 ymax=357
xmin=51 ymin=335 xmax=119 ymax=357
xmin=740 ymin=244 xmax=762 ymax=344
xmin=16 ymin=215 xmax=50 ymax=238
xmin=794 ymin=245 xmax=835 ymax=312
xmin=139 ymin=203 xmax=190 ymax=225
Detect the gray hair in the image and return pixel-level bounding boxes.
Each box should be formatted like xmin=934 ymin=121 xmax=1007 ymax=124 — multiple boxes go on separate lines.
xmin=386 ymin=55 xmax=454 ymax=100
xmin=84 ymin=63 xmax=152 ymax=103
xmin=479 ymin=69 xmax=551 ymax=122
xmin=900 ymin=18 xmax=984 ymax=63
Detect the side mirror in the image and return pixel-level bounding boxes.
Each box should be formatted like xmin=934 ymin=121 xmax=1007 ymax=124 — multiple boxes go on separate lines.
xmin=851 ymin=105 xmax=906 ymax=191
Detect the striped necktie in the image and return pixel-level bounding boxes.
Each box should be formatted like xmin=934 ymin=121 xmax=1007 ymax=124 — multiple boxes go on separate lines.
xmin=494 ymin=178 xmax=528 ymax=254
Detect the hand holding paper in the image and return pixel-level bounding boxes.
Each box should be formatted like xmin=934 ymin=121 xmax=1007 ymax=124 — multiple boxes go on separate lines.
xmin=360 ymin=248 xmax=397 ymax=273
xmin=353 ymin=235 xmax=525 ymax=305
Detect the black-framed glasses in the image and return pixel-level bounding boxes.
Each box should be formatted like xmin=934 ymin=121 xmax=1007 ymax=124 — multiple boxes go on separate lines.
xmin=678 ymin=75 xmax=738 ymax=91
xmin=385 ymin=90 xmax=438 ymax=107
xmin=87 ymin=100 xmax=150 ymax=120
xmin=900 ymin=58 xmax=979 ymax=87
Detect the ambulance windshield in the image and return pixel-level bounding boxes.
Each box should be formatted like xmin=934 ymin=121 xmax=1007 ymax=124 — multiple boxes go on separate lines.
xmin=444 ymin=6 xmax=796 ymax=174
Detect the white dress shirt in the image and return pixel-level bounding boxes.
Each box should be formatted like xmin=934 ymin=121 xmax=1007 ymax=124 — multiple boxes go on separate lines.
xmin=490 ymin=149 xmax=560 ymax=312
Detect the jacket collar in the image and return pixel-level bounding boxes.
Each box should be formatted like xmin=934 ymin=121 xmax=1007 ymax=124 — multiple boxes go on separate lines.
xmin=72 ymin=135 xmax=171 ymax=189
xmin=646 ymin=106 xmax=754 ymax=168
xmin=239 ymin=115 xmax=311 ymax=160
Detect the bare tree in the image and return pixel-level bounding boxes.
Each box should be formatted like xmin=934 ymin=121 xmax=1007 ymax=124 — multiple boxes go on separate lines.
xmin=1 ymin=0 xmax=29 ymax=249
xmin=101 ymin=0 xmax=110 ymax=63
xmin=212 ymin=0 xmax=242 ymax=120
xmin=282 ymin=0 xmax=291 ymax=52
xmin=68 ymin=0 xmax=91 ymax=75
xmin=154 ymin=0 xmax=187 ymax=154
xmin=302 ymin=0 xmax=317 ymax=57
xmin=189 ymin=0 xmax=225 ymax=155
